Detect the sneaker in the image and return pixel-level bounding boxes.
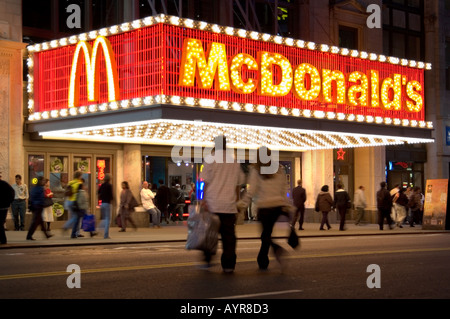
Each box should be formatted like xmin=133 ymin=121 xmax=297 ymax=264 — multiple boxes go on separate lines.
xmin=223 ymin=268 xmax=234 ymax=274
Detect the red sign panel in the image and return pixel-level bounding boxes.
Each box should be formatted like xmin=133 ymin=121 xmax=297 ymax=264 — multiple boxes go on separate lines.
xmin=32 ymin=22 xmax=425 ymax=121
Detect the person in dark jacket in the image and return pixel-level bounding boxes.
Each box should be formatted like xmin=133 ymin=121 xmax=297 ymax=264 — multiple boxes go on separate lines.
xmin=292 ymin=179 xmax=307 ymax=230
xmin=156 ymin=179 xmax=170 ymax=224
xmin=334 ymin=184 xmax=351 ymax=231
xmin=408 ymin=186 xmax=422 ymax=227
xmin=26 ymin=176 xmax=53 ymax=240
xmin=0 ymin=173 xmax=15 ymax=244
xmin=98 ymin=174 xmax=113 ymax=239
xmin=316 ymin=185 xmax=334 ymax=230
xmin=376 ymin=181 xmax=394 ymax=230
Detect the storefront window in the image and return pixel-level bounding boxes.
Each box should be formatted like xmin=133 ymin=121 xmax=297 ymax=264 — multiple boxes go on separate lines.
xmin=49 ymin=156 xmax=69 ymax=219
xmin=28 ymin=155 xmax=44 ymax=188
xmin=333 ymin=148 xmax=354 ymax=199
xmin=74 ymin=156 xmax=91 ymax=199
xmin=96 ymin=157 xmax=111 ymax=206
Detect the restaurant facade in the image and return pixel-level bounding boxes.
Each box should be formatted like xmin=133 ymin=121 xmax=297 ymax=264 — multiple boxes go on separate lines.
xmin=2 ymin=1 xmax=443 ymax=227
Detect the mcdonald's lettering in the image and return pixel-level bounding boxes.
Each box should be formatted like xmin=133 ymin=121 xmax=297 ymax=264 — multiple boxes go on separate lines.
xmin=178 ymin=38 xmax=423 ymax=113
xmin=68 ymin=36 xmax=119 ymax=108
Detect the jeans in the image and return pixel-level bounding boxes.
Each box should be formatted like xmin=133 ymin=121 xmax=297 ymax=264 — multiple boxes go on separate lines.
xmin=11 ymin=199 xmax=26 ymax=230
xmin=147 ymin=208 xmax=161 ymax=226
xmin=63 ymin=201 xmax=83 ymax=237
xmin=99 ymin=202 xmax=111 ymax=238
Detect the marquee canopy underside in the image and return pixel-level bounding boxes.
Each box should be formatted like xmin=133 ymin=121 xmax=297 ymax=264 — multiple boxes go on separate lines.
xmin=27 ymin=104 xmax=434 ymax=152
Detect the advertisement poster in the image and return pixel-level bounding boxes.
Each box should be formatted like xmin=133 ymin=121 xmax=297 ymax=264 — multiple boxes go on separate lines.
xmin=422 ymin=179 xmax=449 ymax=230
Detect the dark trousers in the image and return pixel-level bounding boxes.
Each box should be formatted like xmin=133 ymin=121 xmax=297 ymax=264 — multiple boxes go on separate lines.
xmin=27 ymin=207 xmax=49 ymax=239
xmin=378 ymin=208 xmax=393 ymax=230
xmin=257 ymin=207 xmax=283 ymax=269
xmin=294 ymin=206 xmax=305 ymax=229
xmin=320 ymin=211 xmax=331 ymax=229
xmin=204 ymin=213 xmax=237 ymax=270
xmin=0 ymin=209 xmax=8 ymax=244
xmin=337 ymin=206 xmax=347 ymax=230
xmin=410 ymin=209 xmax=421 ymax=226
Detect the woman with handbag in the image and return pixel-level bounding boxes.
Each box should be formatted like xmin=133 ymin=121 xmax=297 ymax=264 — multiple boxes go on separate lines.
xmin=238 ymin=146 xmax=295 ymax=271
xmin=42 ymin=178 xmax=54 ymax=232
xmin=118 ymin=181 xmax=138 ymax=232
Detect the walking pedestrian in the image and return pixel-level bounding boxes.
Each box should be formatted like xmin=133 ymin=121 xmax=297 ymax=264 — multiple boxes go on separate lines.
xmin=140 ymin=181 xmax=161 ymax=228
xmin=62 ymin=171 xmax=84 ymax=238
xmin=239 ymin=147 xmax=293 ymax=271
xmin=200 ymin=135 xmax=245 ymax=273
xmin=392 ymin=187 xmax=409 ymax=228
xmin=42 ymin=178 xmax=54 ymax=232
xmin=11 ymin=174 xmax=29 ymax=231
xmin=334 ymin=184 xmax=351 ymax=231
xmin=118 ymin=181 xmax=137 ymax=232
xmin=0 ymin=173 xmax=15 ymax=244
xmin=376 ymin=182 xmax=394 ymax=230
xmin=354 ymin=186 xmax=367 ymax=225
xmin=26 ymin=176 xmax=53 ymax=240
xmin=155 ymin=179 xmax=170 ymax=224
xmin=77 ymin=182 xmax=97 ymax=237
xmin=408 ymin=186 xmax=422 ymax=227
xmin=316 ymin=185 xmax=334 ymax=230
xmin=292 ymin=179 xmax=306 ymax=230
xmin=98 ymin=174 xmax=113 ymax=239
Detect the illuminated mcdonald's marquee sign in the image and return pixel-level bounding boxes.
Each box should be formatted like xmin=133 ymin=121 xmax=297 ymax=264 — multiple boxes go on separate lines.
xmin=68 ymin=36 xmax=119 ymax=108
xmin=27 ymin=15 xmax=430 ymax=127
xmin=178 ymin=38 xmax=423 ymax=113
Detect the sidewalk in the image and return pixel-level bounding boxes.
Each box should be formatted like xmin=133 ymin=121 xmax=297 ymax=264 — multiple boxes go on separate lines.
xmin=1 ymin=220 xmax=448 ymax=249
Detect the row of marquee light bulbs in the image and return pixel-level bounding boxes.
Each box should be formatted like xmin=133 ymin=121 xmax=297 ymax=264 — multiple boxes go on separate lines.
xmin=26 ymin=93 xmax=433 ymax=130
xmin=26 ymin=14 xmax=431 ymax=72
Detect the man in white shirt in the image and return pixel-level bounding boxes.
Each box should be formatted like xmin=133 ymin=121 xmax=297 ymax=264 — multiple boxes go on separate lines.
xmin=201 ymin=135 xmax=245 ymax=273
xmin=140 ymin=181 xmax=161 ymax=228
xmin=11 ymin=174 xmax=29 ymax=231
xmin=354 ymin=185 xmax=367 ymax=225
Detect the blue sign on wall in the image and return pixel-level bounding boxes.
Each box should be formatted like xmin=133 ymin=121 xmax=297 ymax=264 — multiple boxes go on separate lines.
xmin=447 ymin=126 xmax=450 ymax=146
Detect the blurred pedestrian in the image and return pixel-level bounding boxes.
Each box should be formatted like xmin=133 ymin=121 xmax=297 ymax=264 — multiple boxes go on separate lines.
xmin=141 ymin=181 xmax=161 ymax=228
xmin=392 ymin=187 xmax=409 ymax=228
xmin=334 ymin=184 xmax=351 ymax=231
xmin=42 ymin=178 xmax=54 ymax=232
xmin=26 ymin=176 xmax=53 ymax=240
xmin=408 ymin=186 xmax=422 ymax=227
xmin=98 ymin=174 xmax=113 ymax=239
xmin=354 ymin=185 xmax=367 ymax=225
xmin=77 ymin=182 xmax=97 ymax=237
xmin=118 ymin=181 xmax=137 ymax=232
xmin=174 ymin=183 xmax=185 ymax=221
xmin=239 ymin=147 xmax=293 ymax=271
xmin=63 ymin=171 xmax=84 ymax=238
xmin=156 ymin=179 xmax=170 ymax=224
xmin=168 ymin=181 xmax=180 ymax=222
xmin=292 ymin=179 xmax=306 ymax=230
xmin=376 ymin=182 xmax=394 ymax=230
xmin=11 ymin=174 xmax=28 ymax=231
xmin=201 ymin=135 xmax=245 ymax=273
xmin=316 ymin=185 xmax=333 ymax=230
xmin=0 ymin=173 xmax=15 ymax=244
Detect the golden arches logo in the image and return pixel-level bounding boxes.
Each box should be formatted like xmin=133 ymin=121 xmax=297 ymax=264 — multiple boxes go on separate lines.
xmin=68 ymin=36 xmax=119 ymax=108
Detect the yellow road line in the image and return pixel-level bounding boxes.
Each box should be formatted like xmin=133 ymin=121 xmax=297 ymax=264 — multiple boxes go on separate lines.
xmin=1 ymin=247 xmax=449 ymax=281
